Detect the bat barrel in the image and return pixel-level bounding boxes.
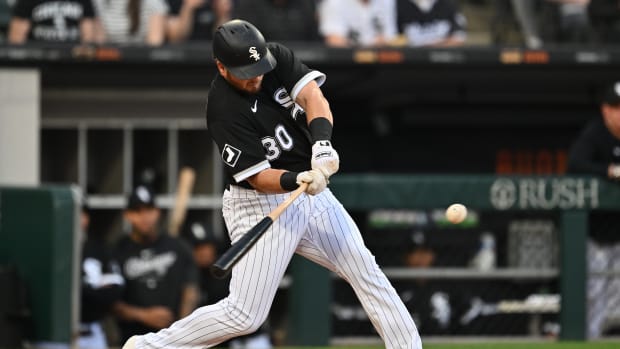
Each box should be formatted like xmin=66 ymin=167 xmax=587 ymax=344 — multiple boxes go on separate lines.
xmin=210 ymin=216 xmax=274 ymax=279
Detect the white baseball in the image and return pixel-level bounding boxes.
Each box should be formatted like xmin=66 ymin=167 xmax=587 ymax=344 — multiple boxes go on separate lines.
xmin=446 ymin=203 xmax=467 ymax=224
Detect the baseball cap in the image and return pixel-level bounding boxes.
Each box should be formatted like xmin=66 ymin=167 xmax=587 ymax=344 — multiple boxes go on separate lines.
xmin=213 ymin=19 xmax=277 ymax=79
xmin=601 ymin=81 xmax=620 ymax=105
xmin=408 ymin=231 xmax=430 ymax=251
xmin=183 ymin=222 xmax=217 ymax=247
xmin=126 ymin=185 xmax=156 ymax=210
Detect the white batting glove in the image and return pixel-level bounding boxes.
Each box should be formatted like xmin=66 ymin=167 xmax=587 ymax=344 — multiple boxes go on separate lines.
xmin=311 ymin=141 xmax=340 ymax=178
xmin=296 ymin=170 xmax=328 ymax=195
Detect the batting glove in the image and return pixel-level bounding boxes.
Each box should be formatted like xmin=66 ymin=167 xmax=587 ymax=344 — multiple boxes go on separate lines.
xmin=296 ymin=170 xmax=328 ymax=195
xmin=311 ymin=141 xmax=340 ymax=178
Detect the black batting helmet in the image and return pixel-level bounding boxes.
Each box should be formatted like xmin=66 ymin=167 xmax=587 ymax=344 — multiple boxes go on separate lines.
xmin=213 ymin=19 xmax=277 ymax=79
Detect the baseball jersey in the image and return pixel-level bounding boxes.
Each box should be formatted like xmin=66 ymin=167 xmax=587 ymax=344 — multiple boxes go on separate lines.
xmin=396 ymin=0 xmax=466 ymax=46
xmin=206 ymin=42 xmax=326 ymax=189
xmin=114 ymin=233 xmax=198 ymax=340
xmin=11 ymin=0 xmax=94 ymax=42
xmin=568 ymin=117 xmax=620 ymax=244
xmin=81 ymin=235 xmax=124 ymax=323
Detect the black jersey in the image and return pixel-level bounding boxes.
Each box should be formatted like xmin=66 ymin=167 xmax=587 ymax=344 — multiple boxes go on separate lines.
xmin=12 ymin=0 xmax=95 ymax=42
xmin=81 ymin=236 xmax=124 ymax=323
xmin=114 ymin=233 xmax=198 ymax=340
xmin=396 ymin=0 xmax=466 ymax=46
xmin=206 ymin=42 xmax=326 ymax=189
xmin=568 ymin=118 xmax=620 ymax=176
xmin=568 ymin=118 xmax=620 ymax=244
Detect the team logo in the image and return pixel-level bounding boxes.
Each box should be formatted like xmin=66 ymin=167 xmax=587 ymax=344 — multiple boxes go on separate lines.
xmin=249 ymin=47 xmax=260 ymax=61
xmin=222 ymin=144 xmax=241 ymax=167
xmin=490 ymin=178 xmax=517 ymax=210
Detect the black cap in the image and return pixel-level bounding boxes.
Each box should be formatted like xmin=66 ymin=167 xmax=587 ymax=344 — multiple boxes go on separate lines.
xmin=601 ymin=81 xmax=620 ymax=105
xmin=127 ymin=185 xmax=156 ymax=210
xmin=183 ymin=222 xmax=217 ymax=247
xmin=213 ymin=19 xmax=277 ymax=79
xmin=408 ymin=231 xmax=429 ymax=251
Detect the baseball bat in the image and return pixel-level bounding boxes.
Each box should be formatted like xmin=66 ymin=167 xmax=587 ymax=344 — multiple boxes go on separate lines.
xmin=211 ymin=182 xmax=309 ymax=279
xmin=168 ymin=167 xmax=196 ymax=237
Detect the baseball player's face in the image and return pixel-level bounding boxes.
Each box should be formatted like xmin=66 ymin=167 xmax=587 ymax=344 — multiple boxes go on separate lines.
xmin=125 ymin=207 xmax=161 ymax=238
xmin=602 ymin=103 xmax=620 ymax=139
xmin=216 ymin=60 xmax=264 ymax=94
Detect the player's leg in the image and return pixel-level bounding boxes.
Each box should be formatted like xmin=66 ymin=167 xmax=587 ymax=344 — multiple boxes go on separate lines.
xmin=587 ymin=239 xmax=610 ymax=339
xmin=605 ymin=243 xmax=620 ymax=330
xmin=134 ymin=188 xmax=311 ymax=349
xmin=304 ymin=190 xmax=422 ymax=349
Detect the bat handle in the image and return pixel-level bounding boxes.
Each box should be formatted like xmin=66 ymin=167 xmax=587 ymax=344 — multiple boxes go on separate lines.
xmin=267 ymin=182 xmax=308 ymax=220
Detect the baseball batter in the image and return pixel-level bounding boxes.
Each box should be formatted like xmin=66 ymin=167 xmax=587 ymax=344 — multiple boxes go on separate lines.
xmin=123 ymin=19 xmax=422 ymax=349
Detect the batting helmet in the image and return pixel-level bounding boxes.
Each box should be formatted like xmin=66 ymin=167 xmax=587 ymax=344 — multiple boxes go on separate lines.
xmin=213 ymin=19 xmax=277 ymax=79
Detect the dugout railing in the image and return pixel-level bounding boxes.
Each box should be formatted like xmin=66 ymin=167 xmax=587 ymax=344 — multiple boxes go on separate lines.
xmin=289 ymin=174 xmax=620 ymax=345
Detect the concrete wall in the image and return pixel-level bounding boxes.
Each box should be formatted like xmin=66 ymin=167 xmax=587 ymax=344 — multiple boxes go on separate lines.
xmin=0 ymin=69 xmax=40 ymax=186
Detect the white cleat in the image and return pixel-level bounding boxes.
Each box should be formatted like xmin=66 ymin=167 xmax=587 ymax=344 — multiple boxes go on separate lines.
xmin=122 ymin=335 xmax=139 ymax=349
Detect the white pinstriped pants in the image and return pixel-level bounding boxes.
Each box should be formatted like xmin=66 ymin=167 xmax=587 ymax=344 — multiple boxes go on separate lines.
xmin=138 ymin=186 xmax=422 ymax=349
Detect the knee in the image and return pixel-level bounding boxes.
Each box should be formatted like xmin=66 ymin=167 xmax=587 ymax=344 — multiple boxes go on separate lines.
xmin=225 ymin=302 xmax=266 ymax=335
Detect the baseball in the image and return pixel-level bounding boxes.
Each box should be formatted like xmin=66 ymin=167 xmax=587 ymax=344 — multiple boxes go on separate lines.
xmin=446 ymin=203 xmax=467 ymax=224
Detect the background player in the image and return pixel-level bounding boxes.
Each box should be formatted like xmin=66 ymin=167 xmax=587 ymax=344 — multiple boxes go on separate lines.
xmin=114 ymin=185 xmax=199 ymax=343
xmin=122 ymin=19 xmax=422 ymax=349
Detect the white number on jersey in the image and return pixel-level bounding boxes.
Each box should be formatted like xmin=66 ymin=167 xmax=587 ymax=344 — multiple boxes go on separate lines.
xmin=261 ymin=124 xmax=294 ymax=161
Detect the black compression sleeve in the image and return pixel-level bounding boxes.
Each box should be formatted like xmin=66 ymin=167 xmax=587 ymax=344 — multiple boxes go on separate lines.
xmin=280 ymin=171 xmax=299 ymax=191
xmin=309 ymin=117 xmax=333 ymax=142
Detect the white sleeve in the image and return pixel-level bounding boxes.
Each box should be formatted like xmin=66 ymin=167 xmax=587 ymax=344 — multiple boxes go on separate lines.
xmin=147 ymin=0 xmax=169 ymax=15
xmin=381 ymin=0 xmax=398 ymax=39
xmin=318 ymin=0 xmax=347 ymax=37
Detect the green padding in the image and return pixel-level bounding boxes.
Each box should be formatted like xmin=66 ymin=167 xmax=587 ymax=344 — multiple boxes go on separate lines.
xmin=288 ymin=256 xmax=331 ymax=346
xmin=0 ymin=186 xmax=76 ymax=343
xmin=560 ymin=211 xmax=587 ymax=340
xmin=330 ymin=175 xmax=620 ymax=210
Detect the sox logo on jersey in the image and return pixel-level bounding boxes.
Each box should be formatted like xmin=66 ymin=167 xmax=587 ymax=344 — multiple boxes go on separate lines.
xmin=274 ymin=87 xmax=304 ymax=120
xmin=222 ymin=144 xmax=241 ymax=167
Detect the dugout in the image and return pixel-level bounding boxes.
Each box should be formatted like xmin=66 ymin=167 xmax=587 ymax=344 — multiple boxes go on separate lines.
xmin=2 ymin=42 xmax=620 ymax=344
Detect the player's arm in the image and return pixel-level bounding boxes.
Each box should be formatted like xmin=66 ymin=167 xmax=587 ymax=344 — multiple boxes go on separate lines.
xmin=295 ymin=80 xmax=340 ymax=178
xmin=247 ymin=168 xmax=326 ymax=196
xmin=113 ymin=301 xmax=174 ymax=329
xmin=80 ymin=18 xmax=95 ymax=43
xmin=8 ymin=18 xmax=30 ymax=44
xmin=295 ymin=80 xmax=333 ymax=126
xmin=178 ymin=284 xmax=199 ymax=318
xmin=178 ymin=242 xmax=200 ymax=317
xmin=567 ymin=124 xmax=609 ymax=177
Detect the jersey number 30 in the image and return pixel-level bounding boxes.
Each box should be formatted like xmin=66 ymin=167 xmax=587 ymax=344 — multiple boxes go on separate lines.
xmin=261 ymin=124 xmax=293 ymax=161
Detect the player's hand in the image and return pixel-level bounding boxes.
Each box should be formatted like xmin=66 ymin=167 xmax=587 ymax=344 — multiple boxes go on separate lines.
xmin=311 ymin=141 xmax=339 ymax=178
xmin=296 ymin=170 xmax=328 ymax=195
xmin=609 ymin=164 xmax=620 ymax=181
xmin=139 ymin=306 xmax=174 ymax=329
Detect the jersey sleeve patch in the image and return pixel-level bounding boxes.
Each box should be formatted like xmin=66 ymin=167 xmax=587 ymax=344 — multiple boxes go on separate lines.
xmin=222 ymin=144 xmax=242 ymax=167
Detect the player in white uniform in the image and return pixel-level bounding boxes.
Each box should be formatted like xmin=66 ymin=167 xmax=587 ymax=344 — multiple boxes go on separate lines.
xmin=122 ymin=19 xmax=422 ymax=349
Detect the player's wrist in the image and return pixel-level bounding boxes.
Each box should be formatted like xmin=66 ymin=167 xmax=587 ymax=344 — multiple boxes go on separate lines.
xmin=309 ymin=117 xmax=333 ymax=143
xmin=280 ymin=171 xmax=299 ymax=191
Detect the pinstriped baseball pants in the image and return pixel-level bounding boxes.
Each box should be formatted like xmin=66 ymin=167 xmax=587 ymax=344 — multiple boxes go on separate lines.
xmin=138 ymin=186 xmax=422 ymax=349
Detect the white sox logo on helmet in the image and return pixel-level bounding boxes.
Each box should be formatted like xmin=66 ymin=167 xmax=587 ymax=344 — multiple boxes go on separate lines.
xmin=249 ymin=47 xmax=260 ymax=61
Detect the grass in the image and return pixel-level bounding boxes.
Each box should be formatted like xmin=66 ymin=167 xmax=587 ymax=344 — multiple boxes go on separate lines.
xmin=277 ymin=343 xmax=620 ymax=349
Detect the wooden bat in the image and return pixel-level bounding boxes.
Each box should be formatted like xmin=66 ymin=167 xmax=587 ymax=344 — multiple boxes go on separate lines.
xmin=168 ymin=167 xmax=196 ymax=237
xmin=210 ymin=182 xmax=309 ymax=279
